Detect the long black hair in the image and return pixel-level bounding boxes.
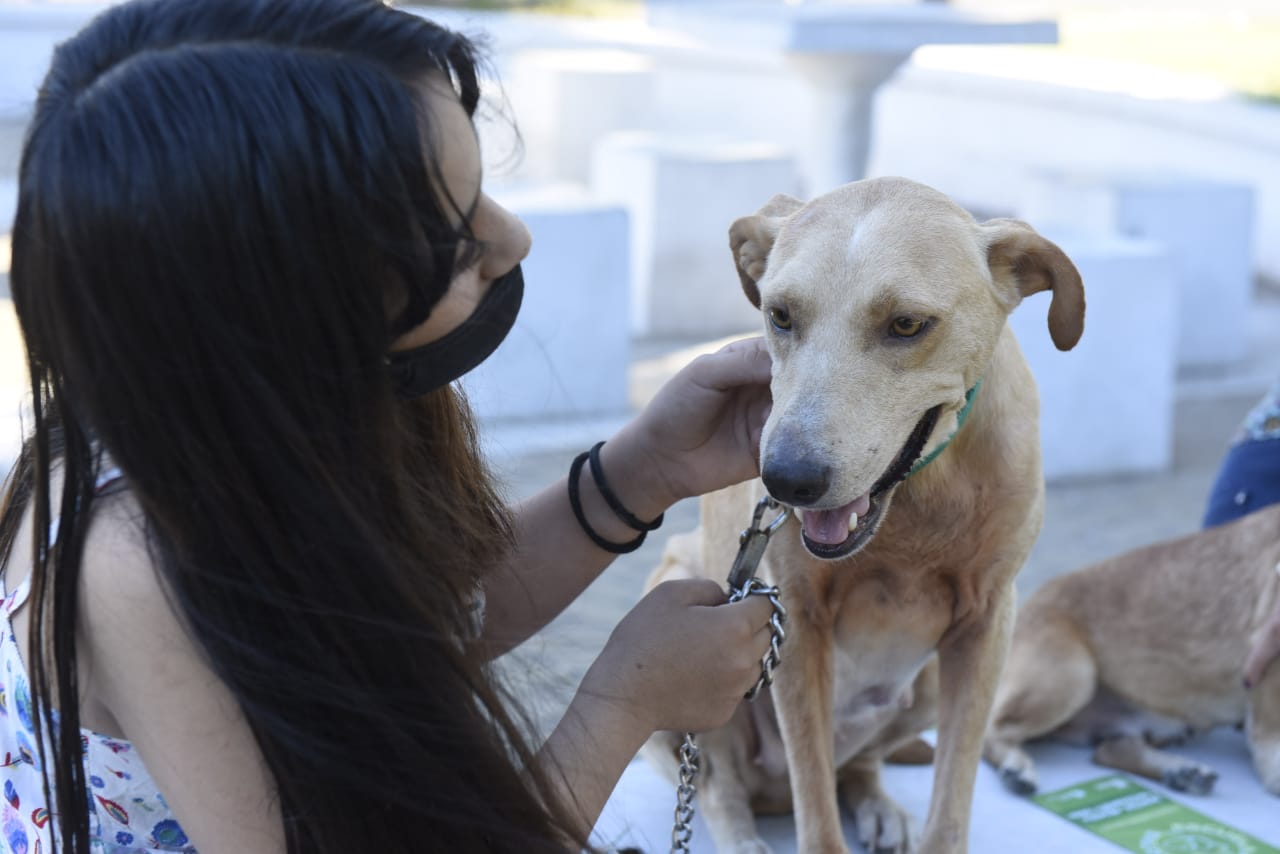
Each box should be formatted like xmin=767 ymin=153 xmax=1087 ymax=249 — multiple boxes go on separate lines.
xmin=4 ymin=0 xmax=579 ymax=850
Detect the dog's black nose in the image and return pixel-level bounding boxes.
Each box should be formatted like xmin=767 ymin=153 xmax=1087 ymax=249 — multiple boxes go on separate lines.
xmin=762 ymin=456 xmax=831 ymax=507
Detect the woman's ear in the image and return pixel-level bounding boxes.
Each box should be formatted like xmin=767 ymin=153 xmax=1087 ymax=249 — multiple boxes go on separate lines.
xmin=982 ymin=218 xmax=1086 ymax=351
xmin=728 ymin=193 xmax=804 ymax=308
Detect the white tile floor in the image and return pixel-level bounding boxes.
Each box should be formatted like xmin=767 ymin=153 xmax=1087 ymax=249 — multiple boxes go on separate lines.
xmin=596 ymin=728 xmax=1279 ymax=853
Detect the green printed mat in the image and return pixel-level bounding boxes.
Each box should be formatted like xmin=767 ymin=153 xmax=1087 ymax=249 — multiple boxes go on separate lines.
xmin=1034 ymin=775 xmax=1280 ymax=854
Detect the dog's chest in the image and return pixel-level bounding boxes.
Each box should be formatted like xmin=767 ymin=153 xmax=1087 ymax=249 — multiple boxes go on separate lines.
xmin=825 ymin=639 xmax=926 ymax=765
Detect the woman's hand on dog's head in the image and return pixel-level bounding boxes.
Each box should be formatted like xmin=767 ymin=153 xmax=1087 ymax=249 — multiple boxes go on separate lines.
xmin=607 ymin=337 xmax=773 ymax=513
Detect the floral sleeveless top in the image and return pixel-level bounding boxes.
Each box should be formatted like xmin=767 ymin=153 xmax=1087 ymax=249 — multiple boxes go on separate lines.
xmin=1 ymin=469 xmax=196 ymax=854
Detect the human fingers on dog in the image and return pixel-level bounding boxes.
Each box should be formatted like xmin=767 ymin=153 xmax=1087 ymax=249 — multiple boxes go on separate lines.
xmin=693 ymin=336 xmax=773 ymax=391
xmin=637 ymin=338 xmax=773 ymax=498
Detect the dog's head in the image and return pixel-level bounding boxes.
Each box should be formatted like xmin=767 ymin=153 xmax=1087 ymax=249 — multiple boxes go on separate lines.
xmin=730 ymin=177 xmax=1084 ymax=561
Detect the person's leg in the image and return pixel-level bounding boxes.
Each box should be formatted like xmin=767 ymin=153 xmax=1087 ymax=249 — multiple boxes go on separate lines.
xmin=1202 ymin=437 xmax=1280 ymax=528
xmin=1203 ymin=387 xmax=1280 ymax=690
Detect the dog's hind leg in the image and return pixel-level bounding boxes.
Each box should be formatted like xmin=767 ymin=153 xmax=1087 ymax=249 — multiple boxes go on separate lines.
xmin=1246 ymin=658 xmax=1280 ymax=796
xmin=983 ymin=614 xmax=1097 ymax=796
xmin=1091 ymin=734 xmax=1218 ymax=795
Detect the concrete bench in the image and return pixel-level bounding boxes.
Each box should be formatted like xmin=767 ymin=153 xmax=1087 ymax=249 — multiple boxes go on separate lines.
xmin=462 ymin=184 xmax=632 ymax=422
xmin=590 ymin=131 xmax=797 ymax=338
xmin=1007 ymin=232 xmax=1177 ymax=481
xmin=497 ymin=48 xmax=655 ymax=184
xmin=1020 ymin=172 xmax=1255 ymax=370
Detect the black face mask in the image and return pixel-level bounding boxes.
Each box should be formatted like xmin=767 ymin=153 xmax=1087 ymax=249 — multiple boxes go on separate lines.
xmin=386 ymin=264 xmax=524 ymax=399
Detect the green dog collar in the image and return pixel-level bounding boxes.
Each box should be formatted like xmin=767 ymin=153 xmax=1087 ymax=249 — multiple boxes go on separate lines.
xmin=910 ymin=380 xmax=982 ymax=476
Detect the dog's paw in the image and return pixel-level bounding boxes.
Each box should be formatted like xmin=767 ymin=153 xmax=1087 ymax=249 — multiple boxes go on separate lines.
xmin=853 ymin=792 xmax=915 ymax=854
xmin=999 ymin=766 xmax=1037 ymax=796
xmin=1162 ymin=764 xmax=1218 ymax=795
xmin=997 ymin=758 xmax=1038 ymax=796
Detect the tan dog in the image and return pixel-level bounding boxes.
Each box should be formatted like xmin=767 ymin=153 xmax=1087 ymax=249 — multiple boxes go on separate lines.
xmin=641 ymin=177 xmax=1085 ymax=853
xmin=983 ymin=503 xmax=1280 ymax=800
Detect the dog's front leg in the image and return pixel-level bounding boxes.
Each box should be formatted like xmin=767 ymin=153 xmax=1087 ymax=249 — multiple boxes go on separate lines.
xmin=920 ymin=582 xmax=1016 ymax=853
xmin=772 ymin=581 xmax=847 ymax=853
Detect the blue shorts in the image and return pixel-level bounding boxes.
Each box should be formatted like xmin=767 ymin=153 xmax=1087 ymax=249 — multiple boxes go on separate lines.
xmin=1202 ymin=437 xmax=1280 ymax=528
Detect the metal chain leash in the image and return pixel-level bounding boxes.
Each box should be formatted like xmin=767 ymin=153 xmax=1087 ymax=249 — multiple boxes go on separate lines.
xmin=670 ymin=496 xmax=791 ymax=853
xmin=670 ymin=733 xmax=700 ymax=853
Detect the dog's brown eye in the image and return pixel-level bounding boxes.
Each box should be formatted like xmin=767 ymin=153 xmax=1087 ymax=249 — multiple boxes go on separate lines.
xmin=890 ymin=317 xmax=925 ymax=338
xmin=768 ymin=307 xmax=792 ymax=331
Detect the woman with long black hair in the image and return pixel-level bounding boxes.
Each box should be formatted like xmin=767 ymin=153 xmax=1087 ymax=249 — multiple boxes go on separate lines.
xmin=0 ymin=0 xmax=777 ymax=850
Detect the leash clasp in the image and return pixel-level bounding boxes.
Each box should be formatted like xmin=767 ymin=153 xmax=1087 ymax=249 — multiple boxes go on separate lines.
xmin=725 ymin=495 xmax=791 ymax=593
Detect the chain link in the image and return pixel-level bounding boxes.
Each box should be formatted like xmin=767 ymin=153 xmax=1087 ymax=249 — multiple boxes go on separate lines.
xmin=670 ymin=733 xmax=699 ymax=853
xmin=668 ymin=497 xmax=790 ymax=853
xmin=729 ymin=578 xmax=787 ymax=701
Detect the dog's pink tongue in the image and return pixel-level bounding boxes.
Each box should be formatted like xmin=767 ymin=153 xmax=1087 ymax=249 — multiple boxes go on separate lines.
xmin=801 ymin=493 xmax=872 ymax=546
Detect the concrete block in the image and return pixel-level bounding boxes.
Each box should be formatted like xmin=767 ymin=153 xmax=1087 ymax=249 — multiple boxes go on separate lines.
xmin=0 ymin=4 xmax=104 ymax=173
xmin=1007 ymin=232 xmax=1177 ymax=480
xmin=1 ymin=178 xmax=16 ymax=237
xmin=497 ymin=49 xmax=655 ymax=184
xmin=1020 ymin=172 xmax=1254 ymax=369
xmin=462 ymin=184 xmax=631 ymax=421
xmin=591 ymin=131 xmax=798 ymax=337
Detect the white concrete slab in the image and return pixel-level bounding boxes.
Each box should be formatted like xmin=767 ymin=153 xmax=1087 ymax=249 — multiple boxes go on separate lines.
xmin=1008 ymin=233 xmax=1178 ymax=481
xmin=0 ymin=3 xmax=104 ymax=117
xmin=462 ymin=184 xmax=632 ymax=421
xmin=499 ymin=48 xmax=655 ymax=184
xmin=591 ymin=132 xmax=798 ymax=337
xmin=1021 ymin=173 xmax=1255 ymax=370
xmin=0 ymin=178 xmax=16 ymax=236
xmin=594 ymin=727 xmax=1279 ymax=853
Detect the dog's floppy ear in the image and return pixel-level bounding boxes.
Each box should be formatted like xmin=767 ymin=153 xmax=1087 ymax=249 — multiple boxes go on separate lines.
xmin=982 ymin=218 xmax=1086 ymax=351
xmin=729 ymin=193 xmax=805 ymax=308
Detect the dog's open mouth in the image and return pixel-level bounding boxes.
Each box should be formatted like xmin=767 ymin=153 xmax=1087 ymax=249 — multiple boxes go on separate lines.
xmin=798 ymin=405 xmax=942 ymax=561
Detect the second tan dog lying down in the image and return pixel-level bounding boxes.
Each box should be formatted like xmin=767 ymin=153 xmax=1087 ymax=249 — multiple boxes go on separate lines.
xmin=984 ymin=503 xmax=1280 ymax=800
xmin=640 ymin=177 xmax=1085 ymax=853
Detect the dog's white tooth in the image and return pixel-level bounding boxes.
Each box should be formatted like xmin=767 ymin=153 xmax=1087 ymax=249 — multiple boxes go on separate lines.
xmin=848 ymin=512 xmax=859 ymax=533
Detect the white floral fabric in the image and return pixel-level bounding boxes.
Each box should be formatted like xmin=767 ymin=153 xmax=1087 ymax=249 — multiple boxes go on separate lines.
xmin=1 ymin=472 xmax=195 ymax=854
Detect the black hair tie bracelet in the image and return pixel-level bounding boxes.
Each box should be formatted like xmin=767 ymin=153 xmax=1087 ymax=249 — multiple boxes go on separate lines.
xmin=587 ymin=441 xmax=664 ymax=532
xmin=570 ymin=445 xmax=665 ymax=558
xmin=568 ymin=450 xmax=648 ymax=554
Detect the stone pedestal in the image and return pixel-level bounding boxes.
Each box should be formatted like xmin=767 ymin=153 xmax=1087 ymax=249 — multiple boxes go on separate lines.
xmin=591 ymin=131 xmax=797 ymax=337
xmin=499 ymin=49 xmax=655 ymax=184
xmin=648 ymin=1 xmax=1057 ymax=195
xmin=1021 ymin=172 xmax=1255 ymax=369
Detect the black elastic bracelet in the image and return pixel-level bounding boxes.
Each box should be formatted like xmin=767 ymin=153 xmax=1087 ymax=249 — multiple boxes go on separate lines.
xmin=567 ymin=450 xmax=647 ymax=554
xmin=587 ymin=441 xmax=665 ymax=532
